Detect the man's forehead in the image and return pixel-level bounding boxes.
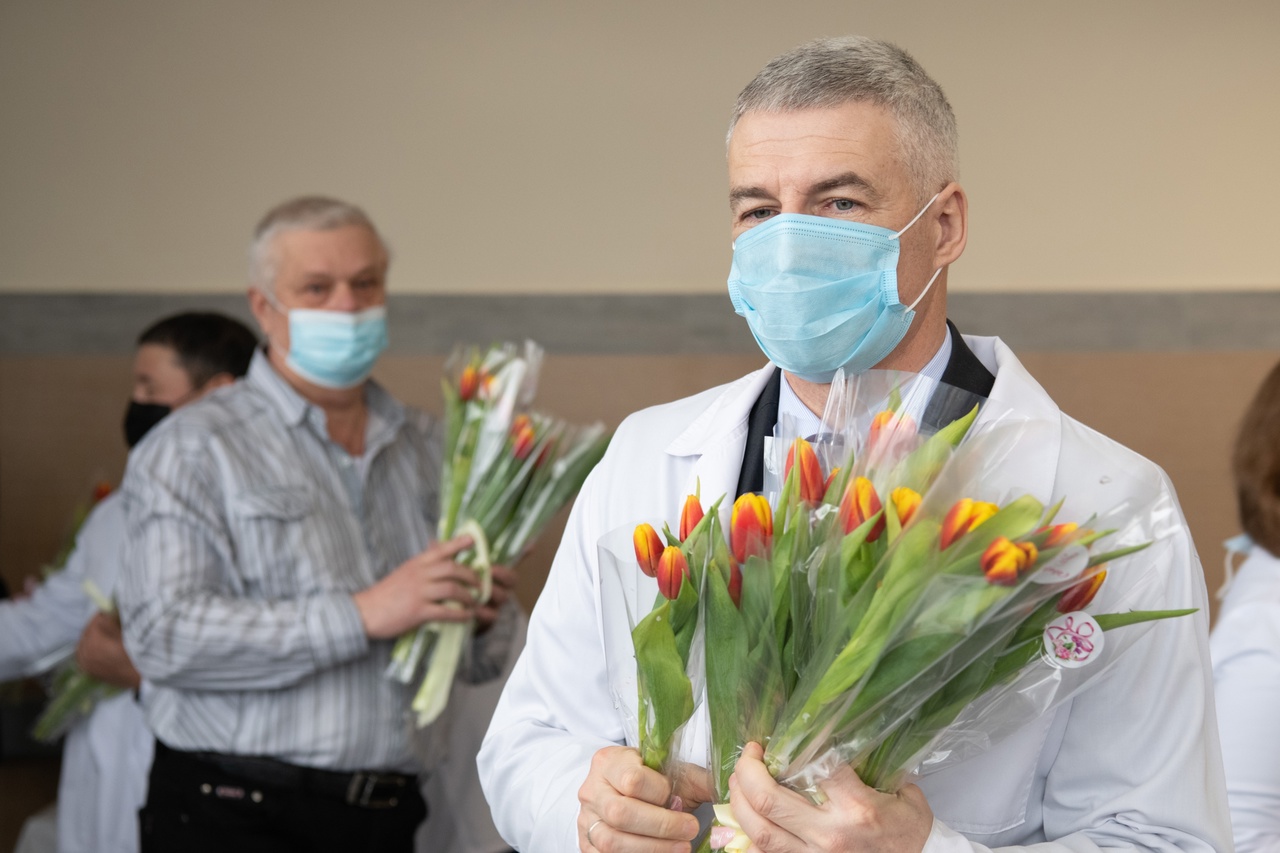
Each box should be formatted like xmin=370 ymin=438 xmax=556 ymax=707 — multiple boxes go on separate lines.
xmin=728 ymin=103 xmax=905 ymax=193
xmin=273 ymin=225 xmax=387 ymax=270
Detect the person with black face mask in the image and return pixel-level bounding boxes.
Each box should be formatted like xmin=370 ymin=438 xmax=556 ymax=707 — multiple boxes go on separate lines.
xmin=2 ymin=311 xmax=256 ymax=853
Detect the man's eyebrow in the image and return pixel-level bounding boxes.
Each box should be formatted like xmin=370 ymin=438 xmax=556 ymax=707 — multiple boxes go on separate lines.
xmin=729 ymin=172 xmax=884 ymax=209
xmin=728 ymin=185 xmax=773 ymax=208
xmin=810 ymin=171 xmax=882 ymax=203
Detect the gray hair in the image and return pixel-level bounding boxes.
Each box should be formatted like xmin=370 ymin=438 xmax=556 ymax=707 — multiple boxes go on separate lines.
xmin=248 ymin=195 xmax=386 ymax=293
xmin=728 ymin=36 xmax=958 ymax=201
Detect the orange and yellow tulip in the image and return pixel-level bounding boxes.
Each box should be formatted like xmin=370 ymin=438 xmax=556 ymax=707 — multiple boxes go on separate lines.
xmin=459 ymin=364 xmax=482 ymax=402
xmin=865 ymin=407 xmax=916 ymax=445
xmin=510 ymin=415 xmax=537 ymax=460
xmin=890 ymin=487 xmax=922 ymax=527
xmin=1057 ymin=569 xmax=1107 ymax=613
xmin=940 ymin=498 xmax=1000 ymax=550
xmin=657 ymin=545 xmax=688 ymax=600
xmin=839 ymin=477 xmax=885 ymax=540
xmin=1039 ymin=522 xmax=1079 ymax=549
xmin=980 ymin=537 xmax=1038 ymax=586
xmin=679 ymin=494 xmax=705 ymax=541
xmin=731 ymin=493 xmax=773 ymax=564
xmin=785 ymin=438 xmax=824 ymax=504
xmin=633 ymin=523 xmax=663 ymax=578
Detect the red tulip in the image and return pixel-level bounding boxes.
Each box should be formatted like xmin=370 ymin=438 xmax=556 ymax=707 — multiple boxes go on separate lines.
xmin=633 ymin=523 xmax=663 ymax=578
xmin=890 ymin=487 xmax=922 ymax=527
xmin=657 ymin=546 xmax=688 ymax=600
xmin=730 ymin=493 xmax=773 ymax=564
xmin=940 ymin=498 xmax=1000 ymax=550
xmin=1057 ymin=569 xmax=1107 ymax=613
xmin=980 ymin=537 xmax=1038 ymax=586
xmin=839 ymin=477 xmax=884 ymax=540
xmin=728 ymin=563 xmax=743 ymax=608
xmin=91 ymin=481 xmax=113 ymax=503
xmin=785 ymin=438 xmax=824 ymax=504
xmin=679 ymin=494 xmax=705 ymax=541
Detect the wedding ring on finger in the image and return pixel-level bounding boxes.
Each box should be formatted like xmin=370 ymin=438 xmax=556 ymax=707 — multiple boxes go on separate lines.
xmin=587 ymin=818 xmax=604 ymax=848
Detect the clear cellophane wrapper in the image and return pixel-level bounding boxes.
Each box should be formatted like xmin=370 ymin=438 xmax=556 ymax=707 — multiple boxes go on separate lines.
xmin=761 ymin=398 xmax=1187 ymax=798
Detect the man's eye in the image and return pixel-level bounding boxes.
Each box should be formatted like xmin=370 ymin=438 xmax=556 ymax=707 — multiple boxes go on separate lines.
xmin=746 ymin=209 xmax=775 ymax=221
xmin=832 ymin=199 xmax=858 ymax=211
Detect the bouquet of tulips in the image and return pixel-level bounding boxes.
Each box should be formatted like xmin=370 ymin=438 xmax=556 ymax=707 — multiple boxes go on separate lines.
xmin=600 ymin=492 xmax=727 ymax=791
xmin=14 ymin=480 xmax=119 ymax=740
xmin=611 ymin=370 xmax=1196 ymax=851
xmin=705 ymin=373 xmax=1195 ymax=849
xmin=33 ymin=579 xmax=122 ymax=742
xmin=388 ymin=341 xmax=610 ymax=726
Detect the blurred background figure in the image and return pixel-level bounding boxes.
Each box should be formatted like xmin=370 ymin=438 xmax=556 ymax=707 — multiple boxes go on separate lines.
xmin=1213 ymin=356 xmax=1280 ymax=853
xmin=1 ymin=312 xmax=257 ymax=853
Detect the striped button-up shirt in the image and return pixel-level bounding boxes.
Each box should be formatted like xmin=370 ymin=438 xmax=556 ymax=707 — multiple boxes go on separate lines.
xmin=119 ymin=351 xmax=512 ymax=772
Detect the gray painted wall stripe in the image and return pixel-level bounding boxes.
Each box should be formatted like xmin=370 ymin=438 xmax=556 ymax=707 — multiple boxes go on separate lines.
xmin=1 ymin=292 xmax=1278 ymax=356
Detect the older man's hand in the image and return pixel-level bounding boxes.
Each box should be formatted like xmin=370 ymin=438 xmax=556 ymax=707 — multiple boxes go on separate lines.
xmin=728 ymin=742 xmax=932 ymax=853
xmin=577 ymin=746 xmax=710 ymax=853
xmin=353 ymin=535 xmax=480 ymax=639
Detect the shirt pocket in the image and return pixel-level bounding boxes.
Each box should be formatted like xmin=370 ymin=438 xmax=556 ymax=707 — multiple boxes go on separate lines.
xmin=227 ymin=485 xmax=315 ymax=597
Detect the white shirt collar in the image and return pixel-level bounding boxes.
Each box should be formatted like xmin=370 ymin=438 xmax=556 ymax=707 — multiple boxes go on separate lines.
xmin=776 ymin=331 xmax=952 ymax=436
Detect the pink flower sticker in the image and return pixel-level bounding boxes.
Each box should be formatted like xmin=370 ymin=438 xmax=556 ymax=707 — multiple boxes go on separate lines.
xmin=1043 ymin=611 xmax=1104 ymax=669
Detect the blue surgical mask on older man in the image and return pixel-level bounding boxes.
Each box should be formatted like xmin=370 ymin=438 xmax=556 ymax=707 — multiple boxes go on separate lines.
xmin=284 ymin=305 xmax=389 ymax=389
xmin=727 ymin=194 xmax=941 ymax=383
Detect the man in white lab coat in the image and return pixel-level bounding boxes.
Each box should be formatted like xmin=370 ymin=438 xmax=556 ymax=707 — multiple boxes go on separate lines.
xmin=478 ymin=36 xmax=1231 ymax=853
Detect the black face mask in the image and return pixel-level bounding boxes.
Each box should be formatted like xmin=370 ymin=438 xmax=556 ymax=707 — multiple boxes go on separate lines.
xmin=123 ymin=401 xmax=172 ymax=449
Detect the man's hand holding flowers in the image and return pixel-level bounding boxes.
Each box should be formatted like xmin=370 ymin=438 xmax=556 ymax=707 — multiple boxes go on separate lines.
xmin=576 ymin=746 xmax=712 ymax=853
xmin=728 ymin=742 xmax=932 ymax=853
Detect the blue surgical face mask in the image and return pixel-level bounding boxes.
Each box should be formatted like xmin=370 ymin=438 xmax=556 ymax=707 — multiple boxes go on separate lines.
xmin=727 ymin=194 xmax=941 ymax=383
xmin=277 ymin=304 xmax=389 ymax=389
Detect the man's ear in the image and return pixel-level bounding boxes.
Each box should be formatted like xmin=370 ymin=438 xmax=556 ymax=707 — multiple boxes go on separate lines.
xmin=931 ymin=182 xmax=968 ymax=269
xmin=247 ymin=286 xmax=273 ymax=335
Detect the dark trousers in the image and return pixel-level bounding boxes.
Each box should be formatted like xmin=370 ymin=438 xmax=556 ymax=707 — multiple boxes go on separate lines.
xmin=140 ymin=741 xmax=427 ymax=853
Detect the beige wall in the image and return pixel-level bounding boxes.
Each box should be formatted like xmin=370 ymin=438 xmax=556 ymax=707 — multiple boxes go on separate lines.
xmin=1 ymin=1 xmax=1277 ymax=296
xmin=4 ymin=350 xmax=1273 ymax=624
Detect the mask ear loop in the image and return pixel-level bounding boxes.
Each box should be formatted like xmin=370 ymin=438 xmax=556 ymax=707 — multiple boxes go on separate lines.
xmin=897 ymin=192 xmax=945 ymax=312
xmin=893 ymin=192 xmax=942 ymax=239
xmin=906 ymin=267 xmax=943 ymax=311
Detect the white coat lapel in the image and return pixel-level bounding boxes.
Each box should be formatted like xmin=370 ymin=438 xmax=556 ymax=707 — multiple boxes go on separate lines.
xmin=666 ymin=365 xmax=775 ymax=522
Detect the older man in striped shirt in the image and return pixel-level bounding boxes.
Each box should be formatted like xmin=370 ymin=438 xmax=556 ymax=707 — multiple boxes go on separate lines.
xmin=117 ymin=196 xmax=518 ymax=853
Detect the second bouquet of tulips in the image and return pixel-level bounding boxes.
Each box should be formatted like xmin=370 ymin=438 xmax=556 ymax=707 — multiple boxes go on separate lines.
xmin=387 ymin=341 xmax=610 ymax=726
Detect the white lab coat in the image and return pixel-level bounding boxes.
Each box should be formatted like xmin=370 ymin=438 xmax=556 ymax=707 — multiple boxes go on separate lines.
xmin=1212 ymin=544 xmax=1280 ymax=852
xmin=0 ymin=495 xmax=153 ymax=853
xmin=478 ymin=336 xmax=1231 ymax=852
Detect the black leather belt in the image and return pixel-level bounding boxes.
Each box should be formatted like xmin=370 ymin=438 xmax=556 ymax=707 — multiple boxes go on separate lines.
xmin=159 ymin=742 xmax=416 ymax=809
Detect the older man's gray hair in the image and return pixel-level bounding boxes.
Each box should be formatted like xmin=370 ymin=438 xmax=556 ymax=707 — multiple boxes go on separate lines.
xmin=248 ymin=195 xmax=386 ymax=293
xmin=728 ymin=36 xmax=958 ymax=202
